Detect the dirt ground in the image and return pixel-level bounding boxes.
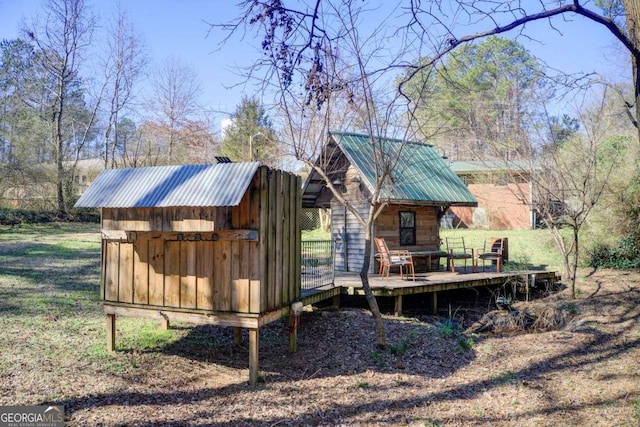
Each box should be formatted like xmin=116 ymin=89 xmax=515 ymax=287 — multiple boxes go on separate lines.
xmin=1 ymin=256 xmax=640 ymax=425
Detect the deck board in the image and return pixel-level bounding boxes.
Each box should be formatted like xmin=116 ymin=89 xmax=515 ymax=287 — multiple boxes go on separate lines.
xmin=301 ymin=269 xmax=559 ymax=305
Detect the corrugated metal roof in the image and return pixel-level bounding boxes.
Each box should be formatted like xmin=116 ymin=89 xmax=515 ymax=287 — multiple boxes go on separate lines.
xmin=74 ymin=162 xmax=261 ymax=208
xmin=449 ymin=160 xmax=537 ymax=174
xmin=331 ymin=132 xmax=477 ymax=206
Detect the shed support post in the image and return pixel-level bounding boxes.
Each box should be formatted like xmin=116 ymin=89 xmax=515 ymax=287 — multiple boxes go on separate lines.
xmin=249 ymin=328 xmax=259 ymax=385
xmin=107 ymin=314 xmax=116 ymax=351
xmin=394 ymin=295 xmax=403 ymax=317
xmin=432 ymin=291 xmax=438 ymax=314
xmin=233 ymin=327 xmax=242 ymax=346
xmin=159 ymin=312 xmax=170 ymax=330
xmin=332 ymin=294 xmax=341 ymax=308
xmin=288 ymin=313 xmax=298 ymax=353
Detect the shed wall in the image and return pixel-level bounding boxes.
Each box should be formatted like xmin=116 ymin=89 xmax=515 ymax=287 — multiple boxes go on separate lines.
xmin=374 ymin=205 xmax=441 ymax=250
xmin=101 ymin=167 xmax=301 ymax=315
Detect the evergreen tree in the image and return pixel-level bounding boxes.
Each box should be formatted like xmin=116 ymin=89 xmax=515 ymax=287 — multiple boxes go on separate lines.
xmin=220 ymin=96 xmax=279 ymax=166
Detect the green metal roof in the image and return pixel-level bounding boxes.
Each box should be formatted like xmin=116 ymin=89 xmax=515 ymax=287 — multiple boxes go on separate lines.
xmin=331 ymin=132 xmax=477 ymax=206
xmin=449 ymin=160 xmax=537 ymax=174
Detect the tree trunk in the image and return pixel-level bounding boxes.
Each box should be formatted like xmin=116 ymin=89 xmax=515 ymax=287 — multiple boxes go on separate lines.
xmin=361 ymin=219 xmax=386 ymax=349
xmin=55 ymin=79 xmax=66 ymax=216
xmin=623 ymin=0 xmax=640 ymax=138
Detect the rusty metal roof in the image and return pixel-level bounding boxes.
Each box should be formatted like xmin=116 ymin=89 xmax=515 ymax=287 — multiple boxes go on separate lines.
xmin=74 ymin=162 xmax=260 ymax=208
xmin=303 ymin=132 xmax=477 ymax=207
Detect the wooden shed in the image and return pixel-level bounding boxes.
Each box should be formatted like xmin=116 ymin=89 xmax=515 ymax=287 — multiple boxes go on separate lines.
xmin=75 ymin=162 xmax=301 ymax=384
xmin=302 ymin=132 xmax=477 ymax=273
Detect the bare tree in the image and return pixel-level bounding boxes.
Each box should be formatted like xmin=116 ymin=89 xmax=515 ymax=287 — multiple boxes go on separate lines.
xmin=23 ymin=0 xmax=99 ymax=215
xmin=146 ymin=57 xmax=202 ymax=163
xmin=402 ymin=1 xmax=640 ymax=139
xmin=534 ymin=89 xmax=623 ymax=297
xmin=220 ymin=1 xmax=436 ymax=348
xmin=101 ymin=4 xmax=147 ymax=169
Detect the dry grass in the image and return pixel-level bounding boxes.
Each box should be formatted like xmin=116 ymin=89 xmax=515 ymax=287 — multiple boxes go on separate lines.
xmin=1 ymin=224 xmax=639 ymax=426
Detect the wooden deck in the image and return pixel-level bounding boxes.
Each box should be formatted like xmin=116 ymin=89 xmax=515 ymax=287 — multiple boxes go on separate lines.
xmin=301 ymin=269 xmax=560 ymax=315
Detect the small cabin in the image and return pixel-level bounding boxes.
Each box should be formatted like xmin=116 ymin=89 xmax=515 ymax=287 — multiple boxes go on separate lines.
xmin=75 ymin=162 xmax=301 ymax=384
xmin=302 ymin=132 xmax=477 ymax=273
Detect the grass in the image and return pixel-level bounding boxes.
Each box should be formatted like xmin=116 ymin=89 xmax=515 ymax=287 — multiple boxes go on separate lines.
xmin=301 ymin=226 xmax=566 ymax=272
xmin=440 ymin=228 xmax=565 ymax=272
xmin=301 ymin=228 xmax=331 ymax=241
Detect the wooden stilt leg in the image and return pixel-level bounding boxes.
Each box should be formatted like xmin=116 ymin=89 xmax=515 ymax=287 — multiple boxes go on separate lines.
xmin=233 ymin=327 xmax=242 ymax=346
xmin=159 ymin=312 xmax=170 ymax=330
xmin=288 ymin=313 xmax=298 ymax=353
xmin=107 ymin=314 xmax=116 ymax=351
xmin=332 ymin=294 xmax=341 ymax=308
xmin=432 ymin=291 xmax=438 ymax=314
xmin=394 ymin=295 xmax=403 ymax=317
xmin=249 ymin=328 xmax=259 ymax=385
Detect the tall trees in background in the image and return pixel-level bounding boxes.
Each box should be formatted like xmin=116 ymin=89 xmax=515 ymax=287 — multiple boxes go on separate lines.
xmin=23 ymin=0 xmax=99 ymax=214
xmin=0 ymin=0 xmax=221 ymax=211
xmin=146 ymin=57 xmax=203 ymax=164
xmin=101 ymin=5 xmax=147 ymax=169
xmin=220 ymin=96 xmax=279 ymax=166
xmin=405 ymin=37 xmax=546 ymax=161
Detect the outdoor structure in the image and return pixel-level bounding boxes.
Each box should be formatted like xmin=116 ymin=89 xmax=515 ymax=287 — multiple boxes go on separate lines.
xmin=447 ymin=160 xmax=536 ymax=230
xmin=74 ymin=162 xmax=301 ymax=385
xmin=302 ymin=132 xmax=477 ymax=274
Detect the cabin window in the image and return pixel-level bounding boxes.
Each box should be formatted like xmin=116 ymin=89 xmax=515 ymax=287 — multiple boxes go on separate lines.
xmin=399 ymin=211 xmax=416 ymax=246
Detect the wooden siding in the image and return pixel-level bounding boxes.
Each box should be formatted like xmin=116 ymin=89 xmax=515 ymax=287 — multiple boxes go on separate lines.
xmin=100 ymin=166 xmax=301 ymax=316
xmin=331 ymin=200 xmax=369 ymax=273
xmin=374 ymin=205 xmax=441 ymax=250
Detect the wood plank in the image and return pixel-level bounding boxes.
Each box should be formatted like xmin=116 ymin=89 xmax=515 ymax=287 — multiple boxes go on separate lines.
xmin=148 ymin=239 xmax=165 ymax=306
xmin=118 ymin=242 xmax=134 ymax=303
xmin=266 ymin=170 xmax=277 ymax=310
xmin=230 ymin=241 xmax=241 ymax=311
xmin=196 ymin=241 xmax=214 ymax=310
xmin=281 ymin=172 xmax=290 ymax=306
xmin=238 ymin=242 xmax=250 ymax=313
xmin=248 ymin=328 xmax=259 ymax=386
xmin=120 ymin=230 xmax=258 ymax=242
xmin=269 ymin=171 xmax=289 ymax=310
xmin=100 ymin=240 xmax=107 ymax=300
xmin=258 ymin=167 xmax=269 ymax=313
xmin=180 ymin=241 xmax=197 ymax=309
xmin=200 ymin=206 xmax=215 ymax=231
xmin=292 ymin=174 xmax=301 ymax=300
xmin=248 ymin=170 xmax=261 ymax=314
xmin=102 ymin=208 xmax=114 ymax=230
xmin=215 ymin=241 xmax=232 ymax=311
xmin=106 ymin=314 xmax=116 ymax=351
xmin=288 ymin=313 xmax=297 ymax=353
xmin=102 ymin=229 xmax=128 ymax=240
xmin=133 ymin=239 xmax=149 ymax=305
xmin=164 ymin=241 xmax=181 ymax=307
xmin=104 ymin=242 xmax=119 ymax=302
xmin=103 ymin=303 xmax=261 ymax=328
xmin=150 ymin=208 xmax=164 ymax=231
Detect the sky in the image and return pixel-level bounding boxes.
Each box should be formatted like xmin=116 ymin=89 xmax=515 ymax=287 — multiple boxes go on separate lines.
xmin=0 ymin=0 xmax=630 ymax=136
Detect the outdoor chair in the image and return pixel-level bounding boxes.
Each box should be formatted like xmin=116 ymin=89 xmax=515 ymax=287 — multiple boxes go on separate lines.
xmin=445 ymin=237 xmax=473 ymax=273
xmin=476 ymin=237 xmax=505 ymax=273
xmin=374 ymin=237 xmax=415 ymax=280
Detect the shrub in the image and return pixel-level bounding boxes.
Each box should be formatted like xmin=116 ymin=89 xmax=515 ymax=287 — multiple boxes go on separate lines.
xmin=588 ymin=237 xmax=640 ymax=269
xmin=0 ymin=208 xmax=100 ymax=225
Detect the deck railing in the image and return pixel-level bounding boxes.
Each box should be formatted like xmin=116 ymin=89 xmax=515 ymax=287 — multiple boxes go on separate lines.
xmin=301 ymin=240 xmax=334 ymax=290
